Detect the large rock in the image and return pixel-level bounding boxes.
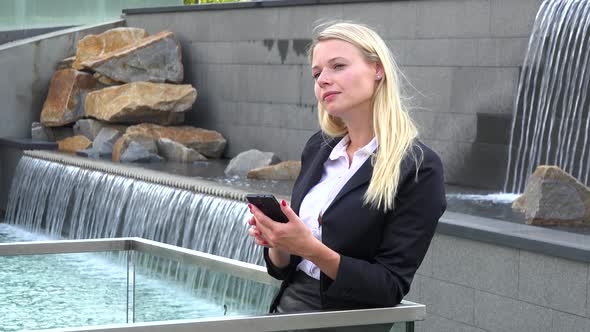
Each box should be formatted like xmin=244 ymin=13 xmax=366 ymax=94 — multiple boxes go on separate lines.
xmin=80 ymin=31 xmax=183 ymax=83
xmin=73 ymin=27 xmax=148 ymax=70
xmin=31 ymin=122 xmax=50 ymax=141
xmin=121 ymin=141 xmax=162 ymax=163
xmin=156 ymin=138 xmax=206 ymax=163
xmin=512 ymin=165 xmax=590 ymax=226
xmin=92 ymin=127 xmax=124 ymax=156
xmin=85 ymin=82 xmax=196 ymax=125
xmin=32 ymin=122 xmax=75 ymax=142
xmin=247 ymin=161 xmax=301 ymax=180
xmin=73 ymin=119 xmax=127 ymax=140
xmin=56 ymin=56 xmax=75 ymax=70
xmin=112 ymin=134 xmax=159 ymax=162
xmin=126 ymin=124 xmax=226 ymax=158
xmin=93 ymin=73 xmax=122 ymax=86
xmin=57 ymin=135 xmax=92 ymax=153
xmin=225 ymin=149 xmax=281 ymax=177
xmin=40 ymin=69 xmax=100 ymax=127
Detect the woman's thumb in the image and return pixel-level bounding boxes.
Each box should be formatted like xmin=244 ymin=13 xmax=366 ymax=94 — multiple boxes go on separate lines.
xmin=280 ymin=200 xmax=298 ymax=221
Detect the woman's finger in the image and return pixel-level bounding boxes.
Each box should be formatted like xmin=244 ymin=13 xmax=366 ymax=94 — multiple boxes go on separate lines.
xmin=247 ymin=226 xmax=258 ymax=237
xmin=279 ymin=200 xmax=298 ymax=221
xmin=254 ymin=234 xmax=271 ymax=247
xmin=249 ymin=204 xmax=276 ymax=232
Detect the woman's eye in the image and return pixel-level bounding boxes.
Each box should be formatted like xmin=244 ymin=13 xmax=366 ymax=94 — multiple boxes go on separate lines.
xmin=312 ymin=72 xmax=320 ymax=80
xmin=334 ymin=64 xmax=345 ymax=70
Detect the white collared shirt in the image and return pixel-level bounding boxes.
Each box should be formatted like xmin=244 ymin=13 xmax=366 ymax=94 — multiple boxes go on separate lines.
xmin=297 ymin=135 xmax=378 ymax=279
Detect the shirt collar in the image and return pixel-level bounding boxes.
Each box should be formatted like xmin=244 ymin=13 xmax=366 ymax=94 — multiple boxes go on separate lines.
xmin=328 ymin=135 xmax=378 ymax=160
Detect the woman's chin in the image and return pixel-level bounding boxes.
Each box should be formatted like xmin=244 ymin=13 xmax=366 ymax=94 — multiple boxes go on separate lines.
xmin=324 ymin=106 xmax=344 ymax=117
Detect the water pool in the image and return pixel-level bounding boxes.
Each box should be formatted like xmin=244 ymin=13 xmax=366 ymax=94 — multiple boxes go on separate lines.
xmin=0 ymin=224 xmax=266 ymax=332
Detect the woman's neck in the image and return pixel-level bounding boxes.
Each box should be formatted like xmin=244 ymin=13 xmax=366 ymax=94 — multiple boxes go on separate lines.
xmin=343 ymin=111 xmax=374 ymax=153
xmin=347 ymin=130 xmax=374 ymax=152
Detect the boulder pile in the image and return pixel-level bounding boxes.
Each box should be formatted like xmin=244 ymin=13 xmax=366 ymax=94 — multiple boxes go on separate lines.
xmin=34 ymin=27 xmax=300 ymax=181
xmin=34 ymin=27 xmax=226 ymax=163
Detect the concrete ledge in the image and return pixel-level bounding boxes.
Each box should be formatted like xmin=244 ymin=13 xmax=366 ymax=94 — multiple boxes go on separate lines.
xmin=0 ymin=26 xmax=75 ymax=45
xmin=440 ymin=211 xmax=590 ymax=264
xmin=0 ymin=19 xmax=124 ymax=52
xmin=0 ymin=137 xmax=58 ymax=150
xmin=122 ymin=0 xmax=394 ymax=14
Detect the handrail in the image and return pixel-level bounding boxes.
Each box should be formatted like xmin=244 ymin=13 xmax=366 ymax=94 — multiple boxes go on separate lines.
xmin=0 ymin=237 xmax=425 ymax=332
xmin=41 ymin=303 xmax=424 ymax=332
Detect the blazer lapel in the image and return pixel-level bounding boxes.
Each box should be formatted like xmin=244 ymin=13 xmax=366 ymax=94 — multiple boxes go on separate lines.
xmin=323 ymin=156 xmax=373 ymax=215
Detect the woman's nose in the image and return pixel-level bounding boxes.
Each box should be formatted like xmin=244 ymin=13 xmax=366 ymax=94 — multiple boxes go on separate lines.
xmin=317 ymin=71 xmax=331 ymax=86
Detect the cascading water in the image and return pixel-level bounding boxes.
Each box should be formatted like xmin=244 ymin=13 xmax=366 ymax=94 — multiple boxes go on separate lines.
xmin=504 ymin=0 xmax=590 ymax=193
xmin=4 ymin=156 xmax=275 ymax=316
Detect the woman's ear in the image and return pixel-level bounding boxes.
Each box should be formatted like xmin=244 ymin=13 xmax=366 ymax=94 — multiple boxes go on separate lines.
xmin=375 ymin=62 xmax=384 ymax=81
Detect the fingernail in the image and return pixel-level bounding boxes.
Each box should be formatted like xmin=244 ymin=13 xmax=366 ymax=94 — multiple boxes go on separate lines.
xmin=248 ymin=203 xmax=252 ymax=209
xmin=255 ymin=231 xmax=261 ymax=236
xmin=281 ymin=200 xmax=287 ymax=207
xmin=262 ymin=240 xmax=268 ymax=245
xmin=248 ymin=219 xmax=255 ymax=225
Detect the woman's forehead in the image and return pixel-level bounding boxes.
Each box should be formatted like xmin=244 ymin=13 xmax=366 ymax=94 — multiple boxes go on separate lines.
xmin=312 ymin=39 xmax=362 ymax=64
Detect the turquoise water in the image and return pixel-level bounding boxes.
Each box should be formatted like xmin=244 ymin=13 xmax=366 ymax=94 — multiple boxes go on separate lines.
xmin=0 ymin=224 xmax=262 ymax=332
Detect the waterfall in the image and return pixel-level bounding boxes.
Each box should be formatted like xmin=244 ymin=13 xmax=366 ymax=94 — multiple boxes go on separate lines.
xmin=5 ymin=156 xmax=275 ymax=313
xmin=504 ymin=0 xmax=590 ymax=193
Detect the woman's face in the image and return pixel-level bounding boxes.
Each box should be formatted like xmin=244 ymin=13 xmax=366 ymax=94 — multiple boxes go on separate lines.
xmin=311 ymin=39 xmax=381 ymax=120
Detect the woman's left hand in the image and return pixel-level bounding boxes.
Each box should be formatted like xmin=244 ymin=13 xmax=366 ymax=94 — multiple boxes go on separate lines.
xmin=249 ymin=200 xmax=320 ymax=258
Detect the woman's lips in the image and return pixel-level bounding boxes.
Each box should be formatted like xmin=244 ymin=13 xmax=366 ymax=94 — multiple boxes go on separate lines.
xmin=322 ymin=91 xmax=339 ymax=102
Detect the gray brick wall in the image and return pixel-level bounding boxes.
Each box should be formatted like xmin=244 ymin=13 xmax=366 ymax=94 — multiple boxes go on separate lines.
xmin=406 ymin=234 xmax=590 ymax=332
xmin=125 ymin=0 xmax=542 ymax=190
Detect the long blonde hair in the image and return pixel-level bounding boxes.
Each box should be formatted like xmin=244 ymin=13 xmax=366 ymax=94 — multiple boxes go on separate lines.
xmin=309 ymin=22 xmax=420 ymax=212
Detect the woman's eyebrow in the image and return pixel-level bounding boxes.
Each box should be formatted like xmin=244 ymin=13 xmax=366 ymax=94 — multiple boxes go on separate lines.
xmin=311 ymin=57 xmax=348 ymax=70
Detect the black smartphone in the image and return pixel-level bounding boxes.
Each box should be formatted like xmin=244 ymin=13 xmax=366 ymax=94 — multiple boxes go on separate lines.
xmin=246 ymin=194 xmax=289 ymax=223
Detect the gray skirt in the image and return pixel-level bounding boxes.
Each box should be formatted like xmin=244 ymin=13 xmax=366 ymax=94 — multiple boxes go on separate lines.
xmin=276 ymin=271 xmax=322 ymax=313
xmin=276 ymin=271 xmax=393 ymax=332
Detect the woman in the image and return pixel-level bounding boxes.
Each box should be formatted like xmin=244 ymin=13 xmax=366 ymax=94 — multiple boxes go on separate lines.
xmin=247 ymin=22 xmax=446 ymax=315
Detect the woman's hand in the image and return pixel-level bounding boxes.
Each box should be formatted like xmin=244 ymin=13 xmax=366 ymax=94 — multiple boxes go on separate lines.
xmin=248 ymin=200 xmax=319 ymax=257
xmin=247 ymin=200 xmax=341 ymax=279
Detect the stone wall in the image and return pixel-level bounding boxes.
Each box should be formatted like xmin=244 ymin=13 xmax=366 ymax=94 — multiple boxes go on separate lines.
xmin=124 ymin=0 xmax=543 ymax=190
xmin=406 ymin=233 xmax=590 ymax=332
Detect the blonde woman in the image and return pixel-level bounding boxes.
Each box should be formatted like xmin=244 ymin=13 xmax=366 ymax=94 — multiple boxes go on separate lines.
xmin=248 ymin=22 xmax=446 ymax=316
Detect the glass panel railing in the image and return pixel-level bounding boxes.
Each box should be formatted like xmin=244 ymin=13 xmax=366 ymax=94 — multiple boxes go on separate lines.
xmin=130 ymin=252 xmax=275 ymax=322
xmin=0 ymin=251 xmax=130 ymax=331
xmin=0 ymin=236 xmax=425 ymax=332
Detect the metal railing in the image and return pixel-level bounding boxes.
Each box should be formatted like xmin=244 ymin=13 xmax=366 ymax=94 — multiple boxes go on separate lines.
xmin=0 ymin=237 xmax=425 ymax=332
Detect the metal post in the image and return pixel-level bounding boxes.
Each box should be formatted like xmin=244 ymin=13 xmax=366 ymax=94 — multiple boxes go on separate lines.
xmin=126 ymin=250 xmax=136 ymax=323
xmin=126 ymin=251 xmax=130 ymax=323
xmin=132 ymin=251 xmax=136 ymax=323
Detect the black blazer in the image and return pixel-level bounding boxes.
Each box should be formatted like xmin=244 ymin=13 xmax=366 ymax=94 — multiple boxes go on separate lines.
xmin=264 ymin=131 xmax=446 ymax=312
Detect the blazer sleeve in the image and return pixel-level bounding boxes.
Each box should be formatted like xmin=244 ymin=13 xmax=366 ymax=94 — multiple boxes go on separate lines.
xmin=324 ymin=146 xmax=446 ymax=306
xmin=263 ymin=248 xmax=301 ymax=280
